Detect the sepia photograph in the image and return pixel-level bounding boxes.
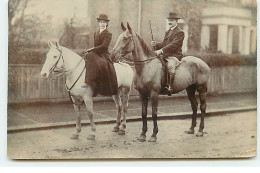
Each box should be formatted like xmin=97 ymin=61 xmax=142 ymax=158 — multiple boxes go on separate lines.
xmin=7 ymin=0 xmax=257 ymax=159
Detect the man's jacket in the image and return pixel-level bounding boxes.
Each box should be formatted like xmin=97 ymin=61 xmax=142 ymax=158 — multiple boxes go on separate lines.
xmin=155 ymin=26 xmax=184 ymax=60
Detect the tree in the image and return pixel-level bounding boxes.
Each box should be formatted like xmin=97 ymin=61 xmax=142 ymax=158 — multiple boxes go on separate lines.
xmin=171 ymin=0 xmax=206 ymax=52
xmin=8 ymin=0 xmax=29 ymax=49
xmin=59 ymin=7 xmax=77 ymax=49
xmin=59 ymin=19 xmax=76 ymax=49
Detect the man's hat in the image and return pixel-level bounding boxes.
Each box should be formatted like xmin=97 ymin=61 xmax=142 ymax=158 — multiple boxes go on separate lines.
xmin=97 ymin=14 xmax=110 ymax=22
xmin=167 ymin=12 xmax=180 ymax=19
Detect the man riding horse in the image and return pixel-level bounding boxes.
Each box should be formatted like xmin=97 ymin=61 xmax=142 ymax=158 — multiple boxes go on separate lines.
xmin=151 ymin=12 xmax=184 ymax=96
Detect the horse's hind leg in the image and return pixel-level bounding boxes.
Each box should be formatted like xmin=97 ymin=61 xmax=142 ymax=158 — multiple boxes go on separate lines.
xmin=148 ymin=90 xmax=159 ymax=142
xmin=83 ymin=96 xmax=96 ymax=140
xmin=112 ymin=91 xmax=122 ymax=133
xmin=71 ymin=104 xmax=81 ymax=139
xmin=138 ymin=93 xmax=149 ymax=142
xmin=118 ymin=87 xmax=130 ymax=135
xmin=197 ymin=85 xmax=207 ymax=137
xmin=186 ymin=84 xmax=198 ymax=134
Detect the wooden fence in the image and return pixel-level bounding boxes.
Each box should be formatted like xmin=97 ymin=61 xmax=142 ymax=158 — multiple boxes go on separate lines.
xmin=8 ymin=64 xmax=256 ymax=103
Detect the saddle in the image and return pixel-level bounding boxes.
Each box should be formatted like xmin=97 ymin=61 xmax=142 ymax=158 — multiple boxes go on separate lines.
xmin=84 ymin=52 xmax=118 ymax=97
xmin=157 ymin=55 xmax=180 ymax=95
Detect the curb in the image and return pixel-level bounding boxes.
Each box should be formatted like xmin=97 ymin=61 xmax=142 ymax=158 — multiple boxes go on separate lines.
xmin=7 ymin=105 xmax=257 ymax=133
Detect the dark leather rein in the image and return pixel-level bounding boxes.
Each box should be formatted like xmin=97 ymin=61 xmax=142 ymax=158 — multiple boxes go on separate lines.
xmin=119 ymin=35 xmax=157 ymax=65
xmin=50 ymin=47 xmax=85 ymax=105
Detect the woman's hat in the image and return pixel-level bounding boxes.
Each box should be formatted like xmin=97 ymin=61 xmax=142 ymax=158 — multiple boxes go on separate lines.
xmin=167 ymin=12 xmax=180 ymax=19
xmin=97 ymin=14 xmax=110 ymax=22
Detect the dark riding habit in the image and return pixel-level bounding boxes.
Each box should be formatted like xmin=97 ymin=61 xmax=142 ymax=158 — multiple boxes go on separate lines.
xmin=85 ymin=29 xmax=118 ymax=96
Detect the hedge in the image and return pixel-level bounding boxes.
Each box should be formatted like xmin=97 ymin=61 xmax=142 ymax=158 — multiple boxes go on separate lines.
xmin=8 ymin=48 xmax=256 ymax=67
xmin=184 ymin=53 xmax=257 ymax=67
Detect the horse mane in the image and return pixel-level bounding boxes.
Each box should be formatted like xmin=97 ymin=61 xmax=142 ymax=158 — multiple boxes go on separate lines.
xmin=61 ymin=46 xmax=83 ymax=59
xmin=135 ymin=32 xmax=156 ymax=57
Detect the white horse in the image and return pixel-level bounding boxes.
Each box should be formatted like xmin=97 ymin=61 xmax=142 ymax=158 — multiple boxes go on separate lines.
xmin=40 ymin=41 xmax=134 ymax=140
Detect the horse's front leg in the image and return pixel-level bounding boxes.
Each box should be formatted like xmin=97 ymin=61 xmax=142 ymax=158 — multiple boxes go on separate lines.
xmin=118 ymin=87 xmax=130 ymax=135
xmin=112 ymin=92 xmax=122 ymax=133
xmin=138 ymin=93 xmax=148 ymax=142
xmin=71 ymin=103 xmax=81 ymax=139
xmin=148 ymin=90 xmax=159 ymax=142
xmin=83 ymin=96 xmax=96 ymax=140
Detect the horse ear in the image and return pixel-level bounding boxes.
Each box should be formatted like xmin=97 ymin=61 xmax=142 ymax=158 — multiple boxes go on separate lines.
xmin=54 ymin=41 xmax=60 ymax=49
xmin=126 ymin=22 xmax=132 ymax=34
xmin=48 ymin=41 xmax=53 ymax=48
xmin=121 ymin=22 xmax=126 ymax=31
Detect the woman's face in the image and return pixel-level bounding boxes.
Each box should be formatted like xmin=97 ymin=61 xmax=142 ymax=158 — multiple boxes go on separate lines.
xmin=98 ymin=20 xmax=108 ymax=30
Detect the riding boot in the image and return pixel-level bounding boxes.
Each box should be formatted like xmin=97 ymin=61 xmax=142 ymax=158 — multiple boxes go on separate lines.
xmin=165 ymin=72 xmax=173 ymax=96
xmin=169 ymin=72 xmax=175 ymax=92
xmin=164 ymin=61 xmax=173 ymax=96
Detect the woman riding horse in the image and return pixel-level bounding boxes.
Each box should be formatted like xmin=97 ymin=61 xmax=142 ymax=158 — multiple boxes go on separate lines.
xmin=85 ymin=14 xmax=112 ymax=60
xmin=84 ymin=14 xmax=117 ymax=96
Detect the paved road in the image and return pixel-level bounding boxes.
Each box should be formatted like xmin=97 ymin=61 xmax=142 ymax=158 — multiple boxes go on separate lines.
xmin=7 ymin=110 xmax=257 ymax=159
xmin=8 ymin=93 xmax=256 ymax=131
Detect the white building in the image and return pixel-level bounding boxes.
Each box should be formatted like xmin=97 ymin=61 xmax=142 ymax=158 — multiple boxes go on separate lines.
xmin=201 ymin=7 xmax=256 ymax=55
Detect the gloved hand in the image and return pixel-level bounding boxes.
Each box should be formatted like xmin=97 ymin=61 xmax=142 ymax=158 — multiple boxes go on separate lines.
xmin=155 ymin=49 xmax=163 ymax=56
xmin=86 ymin=47 xmax=94 ymax=52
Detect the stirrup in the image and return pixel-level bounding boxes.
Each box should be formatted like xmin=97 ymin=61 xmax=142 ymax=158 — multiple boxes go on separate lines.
xmin=165 ymin=85 xmax=173 ymax=96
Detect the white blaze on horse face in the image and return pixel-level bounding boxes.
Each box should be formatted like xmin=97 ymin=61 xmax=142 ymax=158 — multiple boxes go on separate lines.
xmin=112 ymin=31 xmax=134 ymax=60
xmin=40 ymin=47 xmax=62 ymax=78
xmin=112 ymin=33 xmax=124 ymax=52
xmin=112 ymin=33 xmax=125 ymax=61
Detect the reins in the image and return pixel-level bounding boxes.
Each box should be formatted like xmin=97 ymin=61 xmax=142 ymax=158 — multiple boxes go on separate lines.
xmin=50 ymin=47 xmax=85 ymax=105
xmin=65 ymin=64 xmax=86 ymax=105
xmin=119 ymin=34 xmax=158 ymax=65
xmin=51 ymin=48 xmax=84 ymax=77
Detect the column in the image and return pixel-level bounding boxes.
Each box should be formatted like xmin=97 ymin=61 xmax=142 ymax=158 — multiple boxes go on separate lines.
xmin=218 ymin=25 xmax=228 ymax=53
xmin=200 ymin=25 xmax=210 ymax=51
xmin=87 ymin=0 xmax=97 ymax=48
xmin=250 ymin=27 xmax=257 ymax=54
xmin=227 ymin=27 xmax=233 ymax=54
xmin=182 ymin=24 xmax=188 ymax=53
xmin=244 ymin=27 xmax=251 ymax=55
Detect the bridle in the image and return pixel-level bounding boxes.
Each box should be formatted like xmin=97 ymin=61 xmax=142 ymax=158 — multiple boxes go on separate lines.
xmin=49 ymin=47 xmax=84 ymax=77
xmin=48 ymin=47 xmax=86 ymax=105
xmin=119 ymin=33 xmax=157 ymax=65
xmin=49 ymin=48 xmax=64 ymax=74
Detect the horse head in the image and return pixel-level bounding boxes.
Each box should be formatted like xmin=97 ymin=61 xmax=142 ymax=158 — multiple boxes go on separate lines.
xmin=110 ymin=22 xmax=136 ymax=62
xmin=40 ymin=41 xmax=64 ymax=78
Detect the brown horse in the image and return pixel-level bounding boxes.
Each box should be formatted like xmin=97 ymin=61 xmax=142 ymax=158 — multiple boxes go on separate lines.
xmin=110 ymin=23 xmax=210 ymax=142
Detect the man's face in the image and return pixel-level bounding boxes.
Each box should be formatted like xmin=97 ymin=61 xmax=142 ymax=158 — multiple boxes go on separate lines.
xmin=167 ymin=19 xmax=178 ymax=28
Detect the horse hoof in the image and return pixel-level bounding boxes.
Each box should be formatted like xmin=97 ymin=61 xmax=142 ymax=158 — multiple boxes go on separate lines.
xmin=70 ymin=134 xmax=79 ymax=139
xmin=148 ymin=136 xmax=157 ymax=142
xmin=118 ymin=130 xmax=125 ymax=135
xmin=196 ymin=131 xmax=204 ymax=137
xmin=186 ymin=129 xmax=195 ymax=134
xmin=138 ymin=135 xmax=146 ymax=142
xmin=87 ymin=134 xmax=95 ymax=140
xmin=112 ymin=126 xmax=119 ymax=132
